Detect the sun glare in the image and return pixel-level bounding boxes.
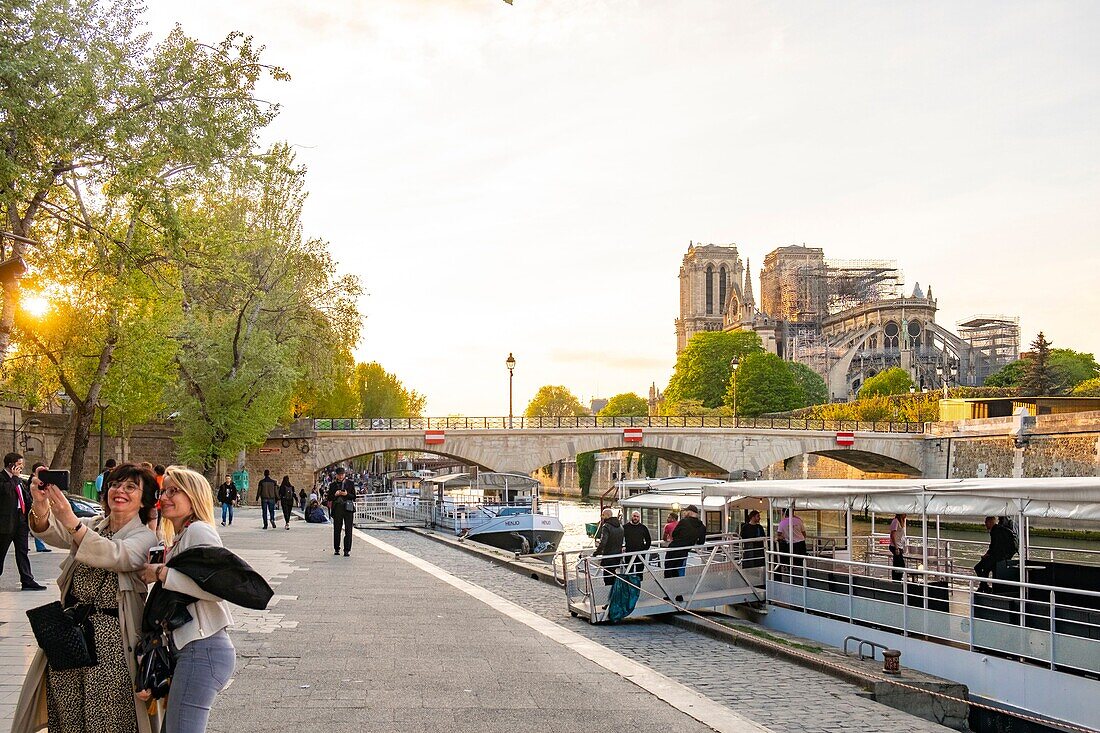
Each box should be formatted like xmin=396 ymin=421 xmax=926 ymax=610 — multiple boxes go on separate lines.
xmin=21 ymin=294 xmax=50 ymax=318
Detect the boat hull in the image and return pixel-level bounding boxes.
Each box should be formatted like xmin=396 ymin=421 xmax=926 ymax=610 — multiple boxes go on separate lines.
xmin=466 ymin=514 xmax=565 ymax=555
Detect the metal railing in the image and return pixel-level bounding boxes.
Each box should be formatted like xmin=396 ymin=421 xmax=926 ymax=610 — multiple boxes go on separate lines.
xmin=558 ymin=538 xmax=764 ymax=623
xmin=766 ymin=548 xmax=1100 ymax=675
xmin=314 ymin=416 xmax=926 ymax=433
xmin=353 ymin=492 xmax=560 ymax=534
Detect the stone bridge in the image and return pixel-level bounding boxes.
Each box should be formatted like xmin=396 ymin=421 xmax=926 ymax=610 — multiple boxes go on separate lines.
xmin=280 ymin=418 xmax=934 ymax=479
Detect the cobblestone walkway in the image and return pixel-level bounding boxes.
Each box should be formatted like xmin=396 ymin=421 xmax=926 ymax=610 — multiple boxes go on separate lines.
xmin=366 ymin=529 xmax=951 ymax=733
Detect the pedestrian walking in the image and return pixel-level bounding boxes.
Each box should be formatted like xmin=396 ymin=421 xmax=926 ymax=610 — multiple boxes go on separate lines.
xmin=1 ymin=453 xmax=46 ymax=589
xmin=257 ymin=470 xmax=278 ymax=529
xmin=298 ymin=487 xmax=307 ymax=512
xmin=216 ymin=474 xmax=239 ymax=526
xmin=13 ymin=462 xmax=161 ymax=733
xmin=326 ymin=466 xmax=356 ymax=556
xmin=278 ymin=476 xmax=296 ymax=529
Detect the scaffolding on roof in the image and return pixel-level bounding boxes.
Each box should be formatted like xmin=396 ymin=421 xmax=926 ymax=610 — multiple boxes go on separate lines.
xmin=823 ymin=258 xmax=904 ymax=314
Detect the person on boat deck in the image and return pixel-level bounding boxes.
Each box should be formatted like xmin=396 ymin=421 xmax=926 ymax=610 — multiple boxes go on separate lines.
xmin=623 ymin=510 xmax=651 ymax=573
xmin=662 ymin=512 xmax=679 ymax=544
xmin=974 ymin=516 xmax=1018 ymax=592
xmin=776 ymin=508 xmax=807 ymax=567
xmin=664 ymin=505 xmax=706 ymax=578
xmin=738 ymin=510 xmax=766 ymax=569
xmin=593 ymin=508 xmax=624 ymax=586
xmin=889 ymin=514 xmax=907 ymax=581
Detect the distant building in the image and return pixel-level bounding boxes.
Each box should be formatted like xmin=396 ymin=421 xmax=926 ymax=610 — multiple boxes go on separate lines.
xmin=589 ymin=397 xmax=608 ymax=415
xmin=674 ymin=242 xmax=1019 ymax=401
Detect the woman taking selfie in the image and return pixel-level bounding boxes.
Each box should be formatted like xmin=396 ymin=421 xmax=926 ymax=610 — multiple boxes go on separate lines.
xmin=13 ymin=463 xmax=161 ymax=733
xmin=139 ymin=466 xmax=237 ymax=733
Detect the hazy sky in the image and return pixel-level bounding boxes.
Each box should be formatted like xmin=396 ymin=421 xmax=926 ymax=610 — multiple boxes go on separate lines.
xmin=144 ymin=1 xmax=1100 ymax=415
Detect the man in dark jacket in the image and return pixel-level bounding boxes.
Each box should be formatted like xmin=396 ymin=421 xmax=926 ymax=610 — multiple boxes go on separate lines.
xmin=623 ymin=510 xmax=652 ymax=573
xmin=593 ymin=508 xmax=624 ymax=585
xmin=216 ymin=474 xmax=239 ymax=526
xmin=326 ymin=466 xmax=357 ymax=556
xmin=257 ymin=470 xmax=278 ymax=529
xmin=974 ymin=515 xmax=1018 ymax=592
xmin=664 ymin=504 xmax=707 ymax=578
xmin=0 ymin=452 xmax=45 ymax=590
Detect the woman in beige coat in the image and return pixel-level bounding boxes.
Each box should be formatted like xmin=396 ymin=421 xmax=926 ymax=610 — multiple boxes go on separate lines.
xmin=12 ymin=463 xmax=161 ymax=733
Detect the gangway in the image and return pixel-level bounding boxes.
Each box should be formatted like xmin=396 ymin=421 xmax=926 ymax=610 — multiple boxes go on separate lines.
xmin=558 ymin=539 xmax=764 ymax=623
xmin=354 ymin=494 xmax=432 ymax=529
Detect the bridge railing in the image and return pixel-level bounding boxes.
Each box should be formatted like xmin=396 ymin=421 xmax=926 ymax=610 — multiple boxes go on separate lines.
xmin=312 ymin=416 xmax=926 ymax=433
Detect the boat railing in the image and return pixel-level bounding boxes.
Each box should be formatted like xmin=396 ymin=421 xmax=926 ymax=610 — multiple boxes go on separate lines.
xmin=766 ymin=547 xmax=1100 ymax=675
xmin=354 ymin=493 xmax=559 ymax=530
xmin=557 ymin=538 xmax=765 ymax=622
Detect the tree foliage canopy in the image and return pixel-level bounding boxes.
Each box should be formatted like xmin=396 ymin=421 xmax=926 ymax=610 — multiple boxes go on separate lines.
xmin=786 ymin=361 xmax=828 ymax=406
xmin=598 ymin=392 xmax=648 ymax=417
xmin=524 ymin=385 xmax=587 ymax=418
xmin=1071 ymin=377 xmax=1100 ymax=397
xmin=859 ymin=367 xmax=915 ymax=398
xmin=352 ymin=363 xmax=425 ymax=418
xmin=724 ymin=352 xmax=803 ymax=417
xmin=665 ymin=331 xmax=763 ymax=409
xmin=985 ymin=334 xmax=1098 ymax=396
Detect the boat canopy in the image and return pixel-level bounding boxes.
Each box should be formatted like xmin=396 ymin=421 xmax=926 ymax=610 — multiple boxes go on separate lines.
xmin=700 ymin=478 xmax=1100 ymax=521
xmin=614 ymin=476 xmax=725 ymax=494
xmin=421 ymin=472 xmax=474 ymax=487
xmin=420 ymin=471 xmax=541 ymax=492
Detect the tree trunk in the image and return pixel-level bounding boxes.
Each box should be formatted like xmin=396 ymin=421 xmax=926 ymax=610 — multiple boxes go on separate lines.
xmin=68 ymin=403 xmax=95 ymax=489
xmin=50 ymin=414 xmax=76 ymax=470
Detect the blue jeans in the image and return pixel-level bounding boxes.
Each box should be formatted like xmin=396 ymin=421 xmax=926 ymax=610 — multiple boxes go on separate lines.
xmin=221 ymin=502 xmax=234 ymax=525
xmin=165 ymin=630 xmax=235 ymax=733
xmin=261 ymin=499 xmax=276 ymax=528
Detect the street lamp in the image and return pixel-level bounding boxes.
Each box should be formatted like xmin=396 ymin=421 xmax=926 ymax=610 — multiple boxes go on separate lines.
xmin=730 ymin=355 xmax=740 ymax=425
xmin=14 ymin=416 xmax=40 ymax=452
xmin=505 ymin=353 xmax=516 ymax=429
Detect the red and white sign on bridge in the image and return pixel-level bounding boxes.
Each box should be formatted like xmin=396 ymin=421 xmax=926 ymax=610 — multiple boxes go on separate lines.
xmin=623 ymin=427 xmax=644 ymax=443
xmin=835 ymin=431 xmax=856 ymax=446
xmin=424 ymin=430 xmax=445 ymax=445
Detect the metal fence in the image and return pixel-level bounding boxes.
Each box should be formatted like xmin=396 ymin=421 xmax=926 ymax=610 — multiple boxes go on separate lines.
xmin=314 ymin=416 xmax=926 ymax=433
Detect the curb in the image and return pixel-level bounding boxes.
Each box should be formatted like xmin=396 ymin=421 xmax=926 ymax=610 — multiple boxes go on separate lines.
xmin=402 ymin=526 xmax=561 ymax=585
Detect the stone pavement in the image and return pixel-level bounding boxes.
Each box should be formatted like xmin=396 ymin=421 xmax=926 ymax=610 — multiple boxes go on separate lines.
xmin=1 ymin=511 xmax=950 ymax=733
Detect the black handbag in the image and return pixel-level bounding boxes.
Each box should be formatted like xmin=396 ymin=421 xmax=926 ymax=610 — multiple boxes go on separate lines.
xmin=134 ymin=629 xmax=176 ymax=699
xmin=344 ymin=499 xmax=356 ymax=513
xmin=26 ymin=571 xmax=109 ymax=671
xmin=26 ymin=601 xmax=98 ymax=670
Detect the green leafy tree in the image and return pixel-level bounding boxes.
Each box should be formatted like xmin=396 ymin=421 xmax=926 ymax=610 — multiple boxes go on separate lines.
xmin=524 ymin=385 xmax=587 ymax=418
xmin=665 ymin=331 xmax=763 ymax=409
xmin=858 ymin=367 xmax=915 ymax=398
xmin=985 ymin=344 xmax=1097 ymax=395
xmin=984 ymin=359 xmax=1027 ymax=388
xmin=1072 ymin=378 xmax=1100 ymax=397
xmin=171 ymin=147 xmax=360 ymax=474
xmin=576 ymin=451 xmax=596 ymax=498
xmin=786 ymin=361 xmax=828 ymax=406
xmin=598 ymin=392 xmax=648 ymax=418
xmin=0 ymin=0 xmax=287 ymax=367
xmin=640 ymin=453 xmax=659 ymax=478
xmin=1050 ymin=349 xmax=1100 ymax=390
xmin=354 ymin=362 xmax=425 ymax=417
xmin=725 ymin=352 xmax=803 ymax=417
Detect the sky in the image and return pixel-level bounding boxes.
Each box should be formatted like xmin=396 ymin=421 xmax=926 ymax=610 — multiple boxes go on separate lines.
xmin=143 ymin=0 xmax=1100 ymax=416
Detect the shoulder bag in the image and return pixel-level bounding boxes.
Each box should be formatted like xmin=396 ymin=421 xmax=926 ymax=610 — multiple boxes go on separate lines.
xmin=26 ymin=571 xmax=109 ymax=671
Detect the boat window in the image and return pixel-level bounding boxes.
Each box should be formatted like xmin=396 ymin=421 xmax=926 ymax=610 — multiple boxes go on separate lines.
xmin=704 ymin=511 xmax=722 ymax=534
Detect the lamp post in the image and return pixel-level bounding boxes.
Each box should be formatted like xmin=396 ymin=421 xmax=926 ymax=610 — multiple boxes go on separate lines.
xmin=730 ymin=355 xmax=740 ymax=426
xmin=505 ymin=353 xmax=516 ymax=429
xmin=15 ymin=416 xmax=41 ymax=454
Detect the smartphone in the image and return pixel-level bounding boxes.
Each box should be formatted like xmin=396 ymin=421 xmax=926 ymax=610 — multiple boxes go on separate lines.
xmin=149 ymin=544 xmax=166 ymax=564
xmin=38 ymin=469 xmax=69 ymax=493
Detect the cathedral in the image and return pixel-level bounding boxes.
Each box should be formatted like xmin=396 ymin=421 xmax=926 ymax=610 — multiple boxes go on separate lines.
xmin=675 ymin=242 xmax=1019 ymax=401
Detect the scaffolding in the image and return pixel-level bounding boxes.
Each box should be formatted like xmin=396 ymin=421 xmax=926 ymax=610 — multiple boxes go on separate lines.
xmin=824 ymin=259 xmax=904 ymax=315
xmin=957 ymin=314 xmax=1020 ymax=383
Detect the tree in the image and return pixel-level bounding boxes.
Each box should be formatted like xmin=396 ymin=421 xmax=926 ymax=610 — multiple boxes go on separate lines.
xmin=1019 ymin=332 xmax=1056 ymax=396
xmin=576 ymin=451 xmax=596 ymax=497
xmin=1072 ymin=378 xmax=1100 ymax=397
xmin=985 ymin=359 xmax=1027 ymax=388
xmin=640 ymin=453 xmax=659 ymax=478
xmin=785 ymin=362 xmax=828 ymax=406
xmin=171 ymin=146 xmax=360 ymax=474
xmin=859 ymin=368 xmax=914 ymax=398
xmin=0 ymin=0 xmax=287 ymax=368
xmin=353 ymin=362 xmax=425 ymax=418
xmin=1049 ymin=349 xmax=1100 ymax=390
xmin=524 ymin=385 xmax=587 ymax=418
xmin=598 ymin=392 xmax=648 ymax=418
xmin=665 ymin=331 xmax=763 ymax=409
xmin=725 ymin=352 xmax=803 ymax=417
xmin=984 ymin=344 xmax=1097 ymax=395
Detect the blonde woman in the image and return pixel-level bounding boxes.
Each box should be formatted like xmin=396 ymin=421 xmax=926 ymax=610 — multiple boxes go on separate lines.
xmin=138 ymin=467 xmax=236 ymax=733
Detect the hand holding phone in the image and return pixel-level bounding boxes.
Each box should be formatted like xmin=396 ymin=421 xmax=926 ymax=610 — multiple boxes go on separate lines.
xmin=38 ymin=469 xmax=70 ymax=493
xmin=149 ymin=544 xmax=166 ymax=564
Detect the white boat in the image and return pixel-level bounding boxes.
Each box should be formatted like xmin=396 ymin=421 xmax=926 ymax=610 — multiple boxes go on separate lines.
xmin=420 ymin=472 xmax=565 ymax=555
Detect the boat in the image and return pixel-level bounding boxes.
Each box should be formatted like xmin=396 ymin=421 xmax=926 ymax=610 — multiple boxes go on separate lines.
xmin=420 ymin=471 xmax=565 ymax=555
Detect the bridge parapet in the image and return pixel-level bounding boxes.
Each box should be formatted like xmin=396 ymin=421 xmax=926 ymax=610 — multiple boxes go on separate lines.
xmin=313 ymin=416 xmax=926 ymax=433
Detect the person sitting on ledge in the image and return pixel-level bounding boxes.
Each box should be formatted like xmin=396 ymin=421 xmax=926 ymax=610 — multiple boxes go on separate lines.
xmin=974 ymin=515 xmax=1017 ymax=593
xmin=305 ymin=500 xmax=329 ymax=524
